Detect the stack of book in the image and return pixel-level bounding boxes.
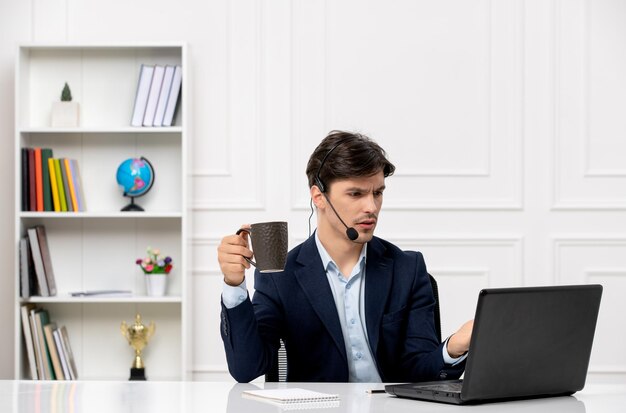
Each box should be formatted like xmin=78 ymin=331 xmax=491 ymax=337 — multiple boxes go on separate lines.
xmin=20 ymin=225 xmax=56 ymax=298
xmin=20 ymin=304 xmax=78 ymax=380
xmin=131 ymin=64 xmax=182 ymax=127
xmin=21 ymin=148 xmax=86 ymax=212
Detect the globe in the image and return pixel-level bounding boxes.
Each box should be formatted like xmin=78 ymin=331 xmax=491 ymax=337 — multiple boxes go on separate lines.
xmin=116 ymin=157 xmax=155 ymax=211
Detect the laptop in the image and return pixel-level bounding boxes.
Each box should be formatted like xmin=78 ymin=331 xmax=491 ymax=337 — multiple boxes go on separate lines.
xmin=385 ymin=284 xmax=603 ymax=405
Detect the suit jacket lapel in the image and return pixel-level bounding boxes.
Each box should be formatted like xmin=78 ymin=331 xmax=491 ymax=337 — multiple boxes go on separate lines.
xmin=365 ymin=237 xmax=393 ymax=359
xmin=294 ymin=237 xmax=347 ymax=364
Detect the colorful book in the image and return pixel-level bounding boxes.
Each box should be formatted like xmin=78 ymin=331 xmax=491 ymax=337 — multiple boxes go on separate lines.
xmin=60 ymin=159 xmax=73 ymax=212
xmin=34 ymin=148 xmax=43 ymax=211
xmin=48 ymin=158 xmax=60 ymax=212
xmin=53 ymin=159 xmax=68 ymax=212
xmin=28 ymin=148 xmax=36 ymax=211
xmin=34 ymin=310 xmax=56 ymax=380
xmin=44 ymin=323 xmax=65 ymax=380
xmin=64 ymin=159 xmax=79 ymax=212
xmin=41 ymin=148 xmax=54 ymax=211
xmin=69 ymin=159 xmax=85 ymax=211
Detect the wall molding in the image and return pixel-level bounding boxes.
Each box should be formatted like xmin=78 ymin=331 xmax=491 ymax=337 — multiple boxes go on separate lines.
xmin=289 ymin=0 xmax=523 ymax=212
xmin=552 ymin=0 xmax=626 ymax=210
xmin=552 ymin=236 xmax=626 ymax=284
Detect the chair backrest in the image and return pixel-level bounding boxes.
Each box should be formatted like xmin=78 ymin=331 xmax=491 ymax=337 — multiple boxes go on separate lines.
xmin=429 ymin=274 xmax=442 ymax=343
xmin=264 ymin=339 xmax=287 ymax=382
xmin=265 ymin=274 xmax=442 ymax=382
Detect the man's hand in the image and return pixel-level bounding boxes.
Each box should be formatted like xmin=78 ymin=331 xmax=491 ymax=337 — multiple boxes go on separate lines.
xmin=217 ymin=225 xmax=253 ymax=286
xmin=447 ymin=319 xmax=474 ymax=358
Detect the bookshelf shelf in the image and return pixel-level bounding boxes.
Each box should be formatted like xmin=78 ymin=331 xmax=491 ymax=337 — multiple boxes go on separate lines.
xmin=14 ymin=43 xmax=188 ymax=381
xmin=22 ymin=296 xmax=183 ymax=304
xmin=21 ymin=127 xmax=183 ymax=134
xmin=19 ymin=212 xmax=183 ymax=219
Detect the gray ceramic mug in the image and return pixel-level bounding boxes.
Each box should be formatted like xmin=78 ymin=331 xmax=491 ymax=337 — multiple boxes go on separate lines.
xmin=236 ymin=221 xmax=288 ymax=273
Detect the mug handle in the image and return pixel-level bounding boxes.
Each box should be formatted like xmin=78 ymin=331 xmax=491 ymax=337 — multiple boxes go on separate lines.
xmin=235 ymin=228 xmax=257 ymax=268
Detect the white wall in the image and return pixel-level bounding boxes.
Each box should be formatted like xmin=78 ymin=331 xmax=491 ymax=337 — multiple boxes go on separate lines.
xmin=1 ymin=0 xmax=626 ymax=381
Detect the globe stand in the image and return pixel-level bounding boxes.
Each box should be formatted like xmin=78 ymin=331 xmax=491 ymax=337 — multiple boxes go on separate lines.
xmin=121 ymin=196 xmax=144 ymax=212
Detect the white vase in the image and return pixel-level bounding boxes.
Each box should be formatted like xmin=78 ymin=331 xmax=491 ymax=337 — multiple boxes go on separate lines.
xmin=51 ymin=101 xmax=80 ymax=127
xmin=145 ymin=274 xmax=168 ymax=297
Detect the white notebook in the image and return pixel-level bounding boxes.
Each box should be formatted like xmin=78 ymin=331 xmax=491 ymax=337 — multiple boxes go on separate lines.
xmin=242 ymin=388 xmax=340 ymax=404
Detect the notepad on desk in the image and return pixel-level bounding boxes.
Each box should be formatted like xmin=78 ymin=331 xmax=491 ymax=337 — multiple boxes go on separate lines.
xmin=242 ymin=388 xmax=340 ymax=408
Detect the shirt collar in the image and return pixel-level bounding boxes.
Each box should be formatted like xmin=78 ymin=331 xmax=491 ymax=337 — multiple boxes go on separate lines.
xmin=314 ymin=231 xmax=367 ymax=275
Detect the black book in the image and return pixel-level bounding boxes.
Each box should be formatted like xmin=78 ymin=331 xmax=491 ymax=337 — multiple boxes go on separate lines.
xmin=41 ymin=148 xmax=54 ymax=211
xmin=19 ymin=238 xmax=30 ymax=298
xmin=21 ymin=148 xmax=29 ymax=211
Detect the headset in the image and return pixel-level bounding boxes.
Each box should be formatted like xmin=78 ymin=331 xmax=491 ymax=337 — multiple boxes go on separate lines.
xmin=313 ymin=140 xmax=359 ymax=241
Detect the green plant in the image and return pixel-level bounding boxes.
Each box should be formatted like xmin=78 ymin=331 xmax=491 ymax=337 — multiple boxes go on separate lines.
xmin=61 ymin=82 xmax=72 ymax=102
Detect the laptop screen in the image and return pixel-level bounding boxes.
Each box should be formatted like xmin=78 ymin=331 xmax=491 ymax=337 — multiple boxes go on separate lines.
xmin=461 ymin=284 xmax=602 ymax=402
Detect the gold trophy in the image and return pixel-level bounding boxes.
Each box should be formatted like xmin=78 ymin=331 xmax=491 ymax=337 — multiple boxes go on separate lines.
xmin=121 ymin=313 xmax=155 ymax=380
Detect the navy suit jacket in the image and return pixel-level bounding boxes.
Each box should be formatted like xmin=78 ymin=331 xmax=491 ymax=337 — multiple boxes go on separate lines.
xmin=220 ymin=235 xmax=466 ymax=382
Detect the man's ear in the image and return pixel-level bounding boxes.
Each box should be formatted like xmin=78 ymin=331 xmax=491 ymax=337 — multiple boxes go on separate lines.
xmin=310 ymin=185 xmax=325 ymax=209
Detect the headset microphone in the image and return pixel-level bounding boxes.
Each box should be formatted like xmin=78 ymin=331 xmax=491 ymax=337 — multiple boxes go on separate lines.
xmin=315 ymin=139 xmax=359 ymax=242
xmin=321 ymin=191 xmax=360 ymax=241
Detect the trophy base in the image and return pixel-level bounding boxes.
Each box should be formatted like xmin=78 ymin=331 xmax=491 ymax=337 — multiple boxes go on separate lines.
xmin=129 ymin=367 xmax=147 ymax=381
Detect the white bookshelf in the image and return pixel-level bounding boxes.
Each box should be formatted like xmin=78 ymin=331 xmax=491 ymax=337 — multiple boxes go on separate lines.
xmin=13 ymin=44 xmax=188 ymax=381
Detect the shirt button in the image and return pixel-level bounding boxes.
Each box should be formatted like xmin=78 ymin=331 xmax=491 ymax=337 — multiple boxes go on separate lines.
xmin=356 ymin=352 xmax=363 ymax=359
xmin=350 ymin=319 xmax=356 ymax=324
xmin=346 ymin=284 xmax=351 ymax=290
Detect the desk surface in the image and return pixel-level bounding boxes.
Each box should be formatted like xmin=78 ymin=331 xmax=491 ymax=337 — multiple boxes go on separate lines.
xmin=1 ymin=380 xmax=625 ymax=412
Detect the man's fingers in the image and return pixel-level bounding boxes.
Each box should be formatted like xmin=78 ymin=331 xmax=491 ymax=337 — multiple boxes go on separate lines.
xmin=218 ymin=243 xmax=253 ymax=260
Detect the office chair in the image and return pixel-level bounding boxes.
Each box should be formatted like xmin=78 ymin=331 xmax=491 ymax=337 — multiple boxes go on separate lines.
xmin=265 ymin=274 xmax=442 ymax=382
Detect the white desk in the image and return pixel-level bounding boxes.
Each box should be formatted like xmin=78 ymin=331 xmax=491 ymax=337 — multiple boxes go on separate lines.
xmin=1 ymin=380 xmax=625 ymax=412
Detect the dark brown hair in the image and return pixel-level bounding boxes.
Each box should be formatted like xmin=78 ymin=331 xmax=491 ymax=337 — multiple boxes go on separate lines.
xmin=306 ymin=130 xmax=395 ymax=190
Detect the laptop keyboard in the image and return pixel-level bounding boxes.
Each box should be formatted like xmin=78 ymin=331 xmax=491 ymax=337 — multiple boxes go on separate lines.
xmin=415 ymin=381 xmax=463 ymax=393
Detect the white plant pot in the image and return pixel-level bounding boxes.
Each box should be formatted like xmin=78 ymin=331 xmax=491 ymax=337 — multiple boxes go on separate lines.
xmin=145 ymin=274 xmax=168 ymax=297
xmin=51 ymin=101 xmax=80 ymax=127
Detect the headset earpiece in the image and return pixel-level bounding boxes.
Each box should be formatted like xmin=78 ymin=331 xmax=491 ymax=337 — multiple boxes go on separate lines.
xmin=314 ymin=138 xmax=359 ymax=242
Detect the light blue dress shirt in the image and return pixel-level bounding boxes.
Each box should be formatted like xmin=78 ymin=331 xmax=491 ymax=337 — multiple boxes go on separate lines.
xmin=222 ymin=233 xmax=465 ymax=381
xmin=313 ymin=234 xmax=382 ymax=382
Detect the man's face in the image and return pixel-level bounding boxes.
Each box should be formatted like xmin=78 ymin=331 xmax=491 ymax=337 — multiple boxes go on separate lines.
xmin=323 ymin=171 xmax=386 ymax=243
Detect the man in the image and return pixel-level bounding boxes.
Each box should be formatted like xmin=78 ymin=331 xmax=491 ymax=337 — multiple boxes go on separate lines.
xmin=219 ymin=131 xmax=473 ymax=383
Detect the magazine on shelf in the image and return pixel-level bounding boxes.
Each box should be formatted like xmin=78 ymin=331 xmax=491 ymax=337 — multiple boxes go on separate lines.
xmin=69 ymin=290 xmax=133 ymax=297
